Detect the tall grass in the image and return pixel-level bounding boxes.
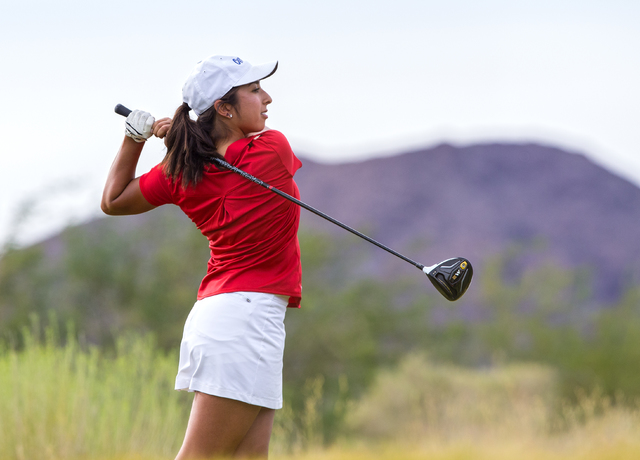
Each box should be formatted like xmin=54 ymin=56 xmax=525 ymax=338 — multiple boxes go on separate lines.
xmin=0 ymin=319 xmax=190 ymax=460
xmin=1 ymin=322 xmax=640 ymax=460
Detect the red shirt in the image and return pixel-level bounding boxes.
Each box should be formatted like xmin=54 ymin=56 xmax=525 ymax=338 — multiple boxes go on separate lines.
xmin=139 ymin=130 xmax=302 ymax=308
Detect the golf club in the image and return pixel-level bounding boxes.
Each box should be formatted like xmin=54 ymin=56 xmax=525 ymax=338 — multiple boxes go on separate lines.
xmin=115 ymin=104 xmax=473 ymax=301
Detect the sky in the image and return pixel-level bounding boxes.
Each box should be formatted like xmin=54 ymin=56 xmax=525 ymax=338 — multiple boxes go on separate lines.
xmin=1 ymin=0 xmax=639 ymax=246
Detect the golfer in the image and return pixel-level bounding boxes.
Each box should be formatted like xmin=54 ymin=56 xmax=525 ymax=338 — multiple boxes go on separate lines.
xmin=101 ymin=55 xmax=302 ymax=459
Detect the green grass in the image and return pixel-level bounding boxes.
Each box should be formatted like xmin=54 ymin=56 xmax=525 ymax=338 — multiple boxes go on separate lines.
xmin=1 ymin=322 xmax=640 ymax=460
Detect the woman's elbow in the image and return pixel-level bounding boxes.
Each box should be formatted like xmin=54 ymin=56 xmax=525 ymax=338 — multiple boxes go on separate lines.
xmin=100 ymin=195 xmax=128 ymax=215
xmin=100 ymin=194 xmax=155 ymax=216
xmin=100 ymin=199 xmax=118 ymax=215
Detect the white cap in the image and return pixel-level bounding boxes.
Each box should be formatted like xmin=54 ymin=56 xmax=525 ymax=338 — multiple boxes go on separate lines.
xmin=182 ymin=55 xmax=278 ymax=116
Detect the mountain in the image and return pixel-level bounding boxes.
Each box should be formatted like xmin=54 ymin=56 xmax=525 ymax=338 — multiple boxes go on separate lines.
xmin=27 ymin=141 xmax=640 ymax=309
xmin=293 ymin=143 xmax=640 ymax=301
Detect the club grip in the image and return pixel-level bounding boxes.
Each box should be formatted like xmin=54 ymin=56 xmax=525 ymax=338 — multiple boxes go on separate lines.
xmin=114 ymin=104 xmax=132 ymax=117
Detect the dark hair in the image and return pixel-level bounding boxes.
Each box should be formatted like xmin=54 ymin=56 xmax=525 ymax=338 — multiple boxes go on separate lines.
xmin=163 ymin=87 xmax=240 ymax=188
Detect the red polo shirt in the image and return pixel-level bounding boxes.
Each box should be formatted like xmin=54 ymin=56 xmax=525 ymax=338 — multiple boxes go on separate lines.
xmin=139 ymin=130 xmax=302 ymax=307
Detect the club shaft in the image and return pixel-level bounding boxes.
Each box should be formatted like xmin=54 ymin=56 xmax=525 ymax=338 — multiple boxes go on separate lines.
xmin=211 ymin=157 xmax=425 ymax=270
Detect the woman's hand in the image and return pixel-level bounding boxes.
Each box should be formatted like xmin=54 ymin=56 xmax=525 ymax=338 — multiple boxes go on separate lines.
xmin=125 ymin=110 xmax=155 ymax=142
xmin=153 ymin=117 xmax=172 ymax=139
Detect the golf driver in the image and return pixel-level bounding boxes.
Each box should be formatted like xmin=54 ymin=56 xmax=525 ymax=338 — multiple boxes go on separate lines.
xmin=115 ymin=104 xmax=473 ymax=301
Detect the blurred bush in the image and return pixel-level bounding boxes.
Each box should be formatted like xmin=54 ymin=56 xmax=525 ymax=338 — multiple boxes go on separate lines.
xmin=345 ymin=353 xmax=557 ymax=442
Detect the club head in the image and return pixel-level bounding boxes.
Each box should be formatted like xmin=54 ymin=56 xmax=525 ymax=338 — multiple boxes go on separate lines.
xmin=424 ymin=257 xmax=473 ymax=301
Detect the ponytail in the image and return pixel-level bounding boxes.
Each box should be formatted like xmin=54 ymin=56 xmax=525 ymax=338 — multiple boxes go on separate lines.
xmin=163 ymin=88 xmax=240 ymax=188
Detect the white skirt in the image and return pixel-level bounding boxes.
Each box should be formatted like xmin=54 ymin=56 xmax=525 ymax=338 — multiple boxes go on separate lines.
xmin=175 ymin=291 xmax=288 ymax=409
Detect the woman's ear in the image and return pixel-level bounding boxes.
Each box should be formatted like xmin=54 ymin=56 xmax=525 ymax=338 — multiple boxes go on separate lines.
xmin=214 ymin=100 xmax=233 ymax=119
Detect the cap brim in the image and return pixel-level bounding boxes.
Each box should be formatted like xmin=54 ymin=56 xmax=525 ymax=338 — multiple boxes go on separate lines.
xmin=235 ymin=61 xmax=278 ymax=87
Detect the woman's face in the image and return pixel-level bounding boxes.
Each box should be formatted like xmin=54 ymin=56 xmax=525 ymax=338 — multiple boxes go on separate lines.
xmin=231 ymin=81 xmax=272 ymax=134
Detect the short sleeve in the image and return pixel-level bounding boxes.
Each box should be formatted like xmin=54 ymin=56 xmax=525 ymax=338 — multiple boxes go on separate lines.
xmin=139 ymin=164 xmax=174 ymax=207
xmin=264 ymin=130 xmax=302 ymax=177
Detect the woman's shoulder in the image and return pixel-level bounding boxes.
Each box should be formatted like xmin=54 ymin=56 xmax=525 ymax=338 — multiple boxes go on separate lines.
xmin=254 ymin=130 xmax=300 ymax=176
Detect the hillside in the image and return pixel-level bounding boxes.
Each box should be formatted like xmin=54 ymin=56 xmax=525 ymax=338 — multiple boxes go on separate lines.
xmin=6 ymin=140 xmax=639 ymax=341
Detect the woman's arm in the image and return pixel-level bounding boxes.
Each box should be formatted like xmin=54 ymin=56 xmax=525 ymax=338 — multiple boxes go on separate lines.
xmin=100 ymin=136 xmax=155 ymax=215
xmin=101 ymin=115 xmax=172 ymax=215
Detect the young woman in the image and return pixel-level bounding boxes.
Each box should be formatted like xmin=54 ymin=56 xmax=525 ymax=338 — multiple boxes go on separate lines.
xmin=101 ymin=55 xmax=303 ymax=459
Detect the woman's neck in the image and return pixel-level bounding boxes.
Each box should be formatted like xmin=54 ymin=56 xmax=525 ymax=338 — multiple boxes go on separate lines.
xmin=214 ymin=127 xmax=245 ymax=157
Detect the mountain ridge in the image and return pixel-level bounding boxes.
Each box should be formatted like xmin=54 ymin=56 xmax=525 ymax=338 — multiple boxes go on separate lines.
xmin=293 ymin=142 xmax=640 ymax=301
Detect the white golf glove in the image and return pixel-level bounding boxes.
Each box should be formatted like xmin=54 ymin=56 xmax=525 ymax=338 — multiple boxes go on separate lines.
xmin=125 ymin=109 xmax=155 ymax=143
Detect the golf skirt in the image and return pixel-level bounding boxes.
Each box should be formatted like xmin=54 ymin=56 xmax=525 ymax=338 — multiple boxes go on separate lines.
xmin=175 ymin=291 xmax=288 ymax=409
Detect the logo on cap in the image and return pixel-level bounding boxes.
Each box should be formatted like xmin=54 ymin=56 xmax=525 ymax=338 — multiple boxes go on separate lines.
xmin=232 ymin=57 xmax=243 ymax=65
